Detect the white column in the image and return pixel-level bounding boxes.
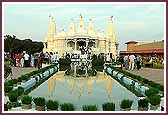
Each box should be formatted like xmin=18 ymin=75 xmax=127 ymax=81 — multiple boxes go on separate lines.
xmin=75 ymin=41 xmax=77 ymax=50
xmin=86 ymin=40 xmax=88 ymax=48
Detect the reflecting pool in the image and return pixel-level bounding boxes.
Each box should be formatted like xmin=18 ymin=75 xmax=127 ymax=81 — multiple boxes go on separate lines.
xmin=29 ymin=71 xmax=138 ymax=111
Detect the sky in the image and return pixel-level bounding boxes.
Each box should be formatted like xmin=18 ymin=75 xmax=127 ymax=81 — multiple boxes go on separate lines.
xmin=3 ymin=2 xmax=165 ymax=51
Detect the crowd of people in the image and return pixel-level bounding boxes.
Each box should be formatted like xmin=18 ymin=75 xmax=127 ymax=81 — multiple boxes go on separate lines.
xmin=122 ymin=54 xmax=142 ymax=71
xmin=6 ymin=51 xmax=59 ymax=69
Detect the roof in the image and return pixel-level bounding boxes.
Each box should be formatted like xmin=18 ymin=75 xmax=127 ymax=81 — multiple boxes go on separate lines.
xmin=125 ymin=41 xmax=138 ymax=44
xmin=120 ymin=49 xmax=164 ymax=54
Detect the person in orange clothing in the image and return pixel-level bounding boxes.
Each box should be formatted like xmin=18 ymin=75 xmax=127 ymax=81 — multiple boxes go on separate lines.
xmin=15 ymin=52 xmax=21 ymax=67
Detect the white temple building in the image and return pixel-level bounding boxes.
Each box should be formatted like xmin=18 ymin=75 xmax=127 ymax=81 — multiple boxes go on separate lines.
xmin=43 ymin=15 xmax=119 ymax=57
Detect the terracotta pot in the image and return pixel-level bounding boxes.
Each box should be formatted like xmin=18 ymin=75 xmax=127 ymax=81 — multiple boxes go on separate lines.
xmin=120 ymin=108 xmax=131 ymax=111
xmin=47 ymin=108 xmax=58 ymax=111
xmin=4 ymin=104 xmax=8 ymax=111
xmin=22 ymin=104 xmax=32 ymax=109
xmin=150 ymin=105 xmax=159 ymax=110
xmin=138 ymin=107 xmax=148 ymax=111
xmin=35 ymin=105 xmax=45 ymax=111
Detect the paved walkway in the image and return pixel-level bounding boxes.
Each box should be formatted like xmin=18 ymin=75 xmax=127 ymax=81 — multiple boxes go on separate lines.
xmin=10 ymin=67 xmax=37 ymax=79
xmin=9 ymin=63 xmax=50 ymax=79
xmin=125 ymin=67 xmax=164 ymax=85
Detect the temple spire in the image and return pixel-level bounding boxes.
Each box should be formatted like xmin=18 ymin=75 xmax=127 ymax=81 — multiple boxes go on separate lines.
xmin=48 ymin=15 xmax=56 ymax=36
xmin=78 ymin=14 xmax=85 ymax=33
xmin=88 ymin=18 xmax=95 ymax=36
xmin=107 ymin=16 xmax=116 ymax=42
xmin=68 ymin=18 xmax=75 ymax=36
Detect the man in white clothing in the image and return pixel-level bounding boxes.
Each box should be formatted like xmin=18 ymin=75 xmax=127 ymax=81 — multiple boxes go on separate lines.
xmin=129 ymin=54 xmax=136 ymax=70
xmin=24 ymin=52 xmax=30 ymax=67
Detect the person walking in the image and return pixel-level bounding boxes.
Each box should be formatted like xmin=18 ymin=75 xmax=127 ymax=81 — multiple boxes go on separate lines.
xmin=31 ymin=54 xmax=35 ymax=67
xmin=124 ymin=55 xmax=129 ymax=70
xmin=15 ymin=52 xmax=21 ymax=67
xmin=20 ymin=55 xmax=24 ymax=67
xmin=23 ymin=51 xmax=30 ymax=67
xmin=129 ymin=54 xmax=136 ymax=71
xmin=136 ymin=55 xmax=141 ymax=70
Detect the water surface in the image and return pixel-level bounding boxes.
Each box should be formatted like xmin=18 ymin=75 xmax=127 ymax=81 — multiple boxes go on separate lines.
xmin=29 ymin=71 xmax=138 ymax=111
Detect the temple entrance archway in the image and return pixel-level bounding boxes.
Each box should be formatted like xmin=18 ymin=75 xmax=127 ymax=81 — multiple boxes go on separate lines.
xmin=88 ymin=41 xmax=95 ymax=48
xmin=77 ymin=41 xmax=86 ymax=50
xmin=67 ymin=41 xmax=75 ymax=50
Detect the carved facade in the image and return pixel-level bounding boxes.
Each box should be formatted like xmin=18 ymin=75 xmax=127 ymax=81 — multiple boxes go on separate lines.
xmin=43 ymin=15 xmax=118 ymax=57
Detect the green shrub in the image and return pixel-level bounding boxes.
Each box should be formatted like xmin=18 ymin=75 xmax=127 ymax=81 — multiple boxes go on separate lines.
xmin=9 ymin=92 xmax=18 ymax=102
xmin=22 ymin=95 xmax=32 ymax=104
xmin=16 ymin=87 xmax=24 ymax=96
xmin=92 ymin=58 xmax=104 ymax=66
xmin=93 ymin=66 xmax=103 ymax=72
xmin=120 ymin=99 xmax=133 ymax=109
xmin=59 ymin=65 xmax=71 ymax=71
xmin=58 ymin=58 xmax=71 ymax=66
xmin=7 ymin=80 xmax=14 ymax=86
xmin=17 ymin=77 xmax=22 ymax=82
xmin=82 ymin=105 xmax=98 ymax=111
xmin=4 ymin=86 xmax=13 ymax=93
xmin=34 ymin=97 xmax=45 ymax=106
xmin=8 ymin=86 xmax=24 ymax=102
xmin=153 ymin=63 xmax=164 ymax=69
xmin=102 ymin=102 xmax=115 ymax=111
xmin=12 ymin=79 xmax=18 ymax=84
xmin=149 ymin=95 xmax=161 ymax=106
xmin=138 ymin=98 xmax=149 ymax=108
xmin=60 ymin=103 xmax=74 ymax=111
xmin=145 ymin=87 xmax=159 ymax=97
xmin=142 ymin=78 xmax=149 ymax=85
xmin=46 ymin=100 xmax=59 ymax=110
xmin=107 ymin=65 xmax=163 ymax=91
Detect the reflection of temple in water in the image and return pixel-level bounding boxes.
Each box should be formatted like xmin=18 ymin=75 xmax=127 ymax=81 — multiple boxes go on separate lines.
xmin=105 ymin=77 xmax=113 ymax=100
xmin=48 ymin=72 xmax=113 ymax=98
xmin=48 ymin=77 xmax=56 ymax=97
xmin=87 ymin=78 xmax=95 ymax=94
xmin=67 ymin=78 xmax=75 ymax=94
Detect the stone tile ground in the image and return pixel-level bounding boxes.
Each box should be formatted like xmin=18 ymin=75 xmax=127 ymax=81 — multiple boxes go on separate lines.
xmin=125 ymin=67 xmax=164 ymax=85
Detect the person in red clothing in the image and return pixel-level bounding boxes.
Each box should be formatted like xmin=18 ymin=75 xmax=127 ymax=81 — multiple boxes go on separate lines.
xmin=15 ymin=52 xmax=21 ymax=67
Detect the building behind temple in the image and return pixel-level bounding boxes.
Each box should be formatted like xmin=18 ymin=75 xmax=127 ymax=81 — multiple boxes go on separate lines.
xmin=120 ymin=40 xmax=164 ymax=59
xmin=43 ymin=15 xmax=119 ymax=57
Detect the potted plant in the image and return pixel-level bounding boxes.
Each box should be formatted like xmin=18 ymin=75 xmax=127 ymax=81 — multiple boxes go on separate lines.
xmin=8 ymin=92 xmax=18 ymax=108
xmin=60 ymin=103 xmax=74 ymax=111
xmin=13 ymin=79 xmax=18 ymax=87
xmin=138 ymin=98 xmax=149 ymax=111
xmin=102 ymin=102 xmax=115 ymax=111
xmin=33 ymin=97 xmax=45 ymax=111
xmin=145 ymin=87 xmax=159 ymax=97
xmin=120 ymin=99 xmax=133 ymax=111
xmin=4 ymin=86 xmax=13 ymax=95
xmin=21 ymin=95 xmax=32 ymax=109
xmin=46 ymin=100 xmax=59 ymax=111
xmin=149 ymin=95 xmax=161 ymax=110
xmin=9 ymin=92 xmax=18 ymax=103
xmin=17 ymin=77 xmax=22 ymax=85
xmin=82 ymin=105 xmax=98 ymax=111
xmin=4 ymin=103 xmax=8 ymax=111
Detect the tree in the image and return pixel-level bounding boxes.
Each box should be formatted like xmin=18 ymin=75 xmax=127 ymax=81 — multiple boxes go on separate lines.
xmin=4 ymin=35 xmax=44 ymax=54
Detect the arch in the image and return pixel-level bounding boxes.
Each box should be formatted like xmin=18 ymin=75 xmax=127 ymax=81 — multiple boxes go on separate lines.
xmin=67 ymin=41 xmax=75 ymax=50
